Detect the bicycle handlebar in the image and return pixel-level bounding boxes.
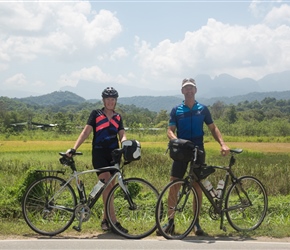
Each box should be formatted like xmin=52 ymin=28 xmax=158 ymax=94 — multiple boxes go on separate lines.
xmin=58 ymin=148 xmax=124 ymax=169
xmin=59 ymin=152 xmax=83 ymax=157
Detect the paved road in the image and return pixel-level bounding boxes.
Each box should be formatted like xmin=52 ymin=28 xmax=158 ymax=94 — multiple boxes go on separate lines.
xmin=1 ymin=238 xmax=290 ymax=250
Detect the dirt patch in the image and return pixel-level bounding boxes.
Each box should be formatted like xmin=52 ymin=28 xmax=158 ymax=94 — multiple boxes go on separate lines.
xmin=227 ymin=142 xmax=290 ymax=153
xmin=1 ymin=232 xmax=290 ymax=242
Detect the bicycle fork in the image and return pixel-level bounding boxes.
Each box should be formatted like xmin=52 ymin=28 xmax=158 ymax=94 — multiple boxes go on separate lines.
xmin=117 ymin=174 xmax=137 ymax=210
xmin=219 ymin=179 xmax=253 ymax=232
xmin=169 ymin=181 xmax=193 ymax=221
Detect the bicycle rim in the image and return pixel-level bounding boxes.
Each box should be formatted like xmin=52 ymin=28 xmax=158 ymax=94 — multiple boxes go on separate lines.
xmin=106 ymin=178 xmax=159 ymax=239
xmin=225 ymin=176 xmax=268 ymax=231
xmin=22 ymin=176 xmax=77 ymax=236
xmin=155 ymin=179 xmax=199 ymax=240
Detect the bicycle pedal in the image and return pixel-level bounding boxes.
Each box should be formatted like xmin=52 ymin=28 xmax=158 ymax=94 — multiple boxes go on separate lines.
xmin=73 ymin=226 xmax=81 ymax=232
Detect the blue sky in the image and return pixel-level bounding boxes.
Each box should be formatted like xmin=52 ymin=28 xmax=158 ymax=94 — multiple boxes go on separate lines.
xmin=0 ymin=0 xmax=290 ymax=98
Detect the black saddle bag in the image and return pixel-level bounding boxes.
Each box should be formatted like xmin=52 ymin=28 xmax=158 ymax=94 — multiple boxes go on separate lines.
xmin=168 ymin=139 xmax=195 ymax=162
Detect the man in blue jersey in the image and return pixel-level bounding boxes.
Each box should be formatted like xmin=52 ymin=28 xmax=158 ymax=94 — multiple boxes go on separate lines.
xmin=167 ymin=78 xmax=230 ymax=235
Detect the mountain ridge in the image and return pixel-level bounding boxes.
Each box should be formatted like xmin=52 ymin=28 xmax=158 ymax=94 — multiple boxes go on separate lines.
xmin=9 ymin=89 xmax=290 ymax=113
xmin=1 ymin=70 xmax=289 ymax=100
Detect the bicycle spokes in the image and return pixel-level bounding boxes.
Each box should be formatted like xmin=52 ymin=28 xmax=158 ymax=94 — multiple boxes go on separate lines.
xmin=155 ymin=179 xmax=199 ymax=240
xmin=225 ymin=176 xmax=268 ymax=231
xmin=106 ymin=178 xmax=159 ymax=239
xmin=22 ymin=176 xmax=77 ymax=236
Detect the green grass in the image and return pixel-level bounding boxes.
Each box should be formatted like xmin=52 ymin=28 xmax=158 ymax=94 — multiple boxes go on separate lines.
xmin=0 ymin=136 xmax=290 ymax=239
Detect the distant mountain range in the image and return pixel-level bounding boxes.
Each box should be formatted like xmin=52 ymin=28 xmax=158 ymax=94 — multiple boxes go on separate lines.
xmin=117 ymin=91 xmax=290 ymax=112
xmin=1 ymin=70 xmax=290 ymax=100
xmin=60 ymin=70 xmax=290 ymax=100
xmin=10 ymin=89 xmax=290 ymax=113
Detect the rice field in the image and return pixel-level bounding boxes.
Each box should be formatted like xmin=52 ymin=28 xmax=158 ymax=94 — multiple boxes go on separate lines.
xmin=0 ymin=139 xmax=289 ymax=238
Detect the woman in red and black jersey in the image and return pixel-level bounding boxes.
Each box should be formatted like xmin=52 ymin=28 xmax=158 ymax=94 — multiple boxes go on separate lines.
xmin=67 ymin=87 xmax=127 ymax=233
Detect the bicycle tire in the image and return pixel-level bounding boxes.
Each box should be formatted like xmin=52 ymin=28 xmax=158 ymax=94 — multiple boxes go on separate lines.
xmin=225 ymin=175 xmax=268 ymax=231
xmin=155 ymin=179 xmax=199 ymax=240
xmin=22 ymin=176 xmax=77 ymax=236
xmin=106 ymin=177 xmax=159 ymax=239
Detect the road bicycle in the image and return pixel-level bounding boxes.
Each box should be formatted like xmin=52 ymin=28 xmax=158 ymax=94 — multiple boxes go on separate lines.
xmin=155 ymin=140 xmax=268 ymax=239
xmin=22 ymin=140 xmax=159 ymax=239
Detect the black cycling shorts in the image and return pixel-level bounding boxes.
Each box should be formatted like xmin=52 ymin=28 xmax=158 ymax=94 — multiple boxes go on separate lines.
xmin=170 ymin=151 xmax=206 ymax=179
xmin=92 ymin=148 xmax=117 ymax=176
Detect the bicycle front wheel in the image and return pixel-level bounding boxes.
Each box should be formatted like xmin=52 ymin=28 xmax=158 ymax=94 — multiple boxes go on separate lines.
xmin=225 ymin=175 xmax=268 ymax=231
xmin=155 ymin=179 xmax=199 ymax=240
xmin=106 ymin=177 xmax=159 ymax=239
xmin=22 ymin=176 xmax=77 ymax=236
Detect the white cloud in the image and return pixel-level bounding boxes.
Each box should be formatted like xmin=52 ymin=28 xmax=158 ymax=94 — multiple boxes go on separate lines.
xmin=3 ymin=73 xmax=28 ymax=88
xmin=0 ymin=3 xmax=47 ymax=33
xmin=134 ymin=37 xmax=181 ymax=78
xmin=134 ymin=17 xmax=290 ymax=88
xmin=0 ymin=2 xmax=122 ymax=63
xmin=32 ymin=80 xmax=46 ymax=88
xmin=0 ymin=1 xmax=290 ymax=96
xmin=0 ymin=42 xmax=10 ymax=62
xmin=110 ymin=47 xmax=128 ymax=61
xmin=84 ymin=9 xmax=122 ymax=47
xmin=58 ymin=66 xmax=113 ymax=87
xmin=249 ymin=0 xmax=268 ymax=19
xmin=263 ymin=4 xmax=290 ymax=26
xmin=58 ymin=64 xmax=130 ymax=88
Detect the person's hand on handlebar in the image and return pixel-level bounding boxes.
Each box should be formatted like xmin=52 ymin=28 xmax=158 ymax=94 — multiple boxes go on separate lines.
xmin=66 ymin=148 xmax=76 ymax=157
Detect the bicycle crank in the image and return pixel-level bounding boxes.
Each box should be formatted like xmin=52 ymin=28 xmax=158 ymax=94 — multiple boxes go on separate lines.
xmin=74 ymin=204 xmax=91 ymax=222
xmin=73 ymin=204 xmax=91 ymax=232
xmin=209 ymin=205 xmax=220 ymax=220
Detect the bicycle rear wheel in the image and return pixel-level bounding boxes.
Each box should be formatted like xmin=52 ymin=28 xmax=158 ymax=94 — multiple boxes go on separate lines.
xmin=225 ymin=175 xmax=268 ymax=231
xmin=106 ymin=177 xmax=159 ymax=239
xmin=155 ymin=179 xmax=199 ymax=240
xmin=22 ymin=176 xmax=77 ymax=236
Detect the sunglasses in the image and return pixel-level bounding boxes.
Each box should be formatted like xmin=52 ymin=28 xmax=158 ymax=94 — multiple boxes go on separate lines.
xmin=182 ymin=78 xmax=196 ymax=84
xmin=181 ymin=78 xmax=196 ymax=88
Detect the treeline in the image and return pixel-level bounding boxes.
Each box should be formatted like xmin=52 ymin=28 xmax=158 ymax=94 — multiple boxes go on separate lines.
xmin=208 ymin=98 xmax=290 ymax=138
xmin=0 ymin=96 xmax=290 ymax=138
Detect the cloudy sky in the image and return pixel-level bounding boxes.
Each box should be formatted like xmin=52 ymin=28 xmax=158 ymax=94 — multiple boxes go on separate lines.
xmin=0 ymin=0 xmax=290 ymax=98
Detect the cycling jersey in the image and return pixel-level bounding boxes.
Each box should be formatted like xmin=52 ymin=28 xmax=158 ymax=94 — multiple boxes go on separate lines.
xmin=169 ymin=100 xmax=213 ymax=149
xmin=87 ymin=108 xmax=124 ymax=149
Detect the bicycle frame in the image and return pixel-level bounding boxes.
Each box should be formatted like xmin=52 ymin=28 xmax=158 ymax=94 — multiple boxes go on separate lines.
xmin=189 ymin=149 xmax=252 ymax=231
xmin=46 ymin=152 xmax=136 ymax=232
xmin=156 ymin=145 xmax=267 ymax=239
xmin=23 ymin=141 xmax=160 ymax=239
xmin=84 ymin=165 xmax=136 ymax=210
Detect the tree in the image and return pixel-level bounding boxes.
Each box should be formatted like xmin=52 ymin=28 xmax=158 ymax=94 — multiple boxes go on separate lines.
xmin=155 ymin=110 xmax=168 ymax=125
xmin=225 ymin=105 xmax=238 ymax=124
xmin=210 ymin=101 xmax=225 ymax=120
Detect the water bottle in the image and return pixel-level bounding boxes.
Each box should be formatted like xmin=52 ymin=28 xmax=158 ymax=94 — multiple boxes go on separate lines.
xmin=89 ymin=179 xmax=105 ymax=198
xmin=203 ymin=179 xmax=217 ymax=198
xmin=216 ymin=180 xmax=225 ymax=199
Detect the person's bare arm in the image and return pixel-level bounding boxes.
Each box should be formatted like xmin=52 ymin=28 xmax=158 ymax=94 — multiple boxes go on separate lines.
xmin=167 ymin=125 xmax=177 ymax=140
xmin=73 ymin=125 xmax=93 ymax=150
xmin=207 ymin=123 xmax=230 ymax=155
xmin=118 ymin=129 xmax=127 ymax=143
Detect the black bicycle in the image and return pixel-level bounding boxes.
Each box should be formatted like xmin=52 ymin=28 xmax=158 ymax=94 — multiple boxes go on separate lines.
xmin=22 ymin=140 xmax=159 ymax=239
xmin=155 ymin=139 xmax=268 ymax=239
